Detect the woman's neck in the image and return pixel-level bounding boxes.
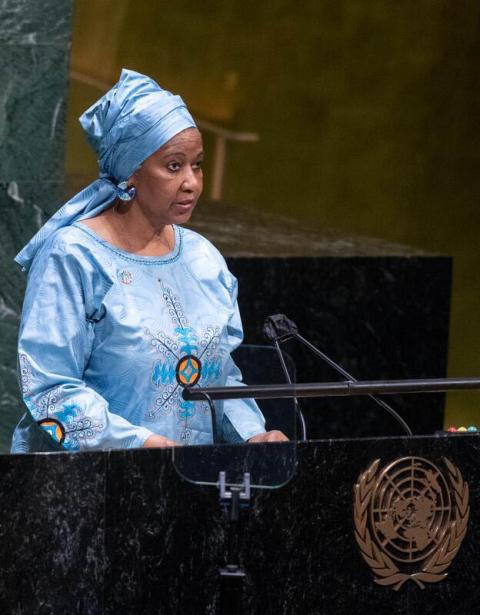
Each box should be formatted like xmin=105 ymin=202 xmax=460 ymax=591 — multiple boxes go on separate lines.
xmin=80 ymin=200 xmax=175 ymax=256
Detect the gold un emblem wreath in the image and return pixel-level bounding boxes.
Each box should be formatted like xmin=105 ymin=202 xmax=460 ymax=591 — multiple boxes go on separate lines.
xmin=353 ymin=456 xmax=469 ymax=590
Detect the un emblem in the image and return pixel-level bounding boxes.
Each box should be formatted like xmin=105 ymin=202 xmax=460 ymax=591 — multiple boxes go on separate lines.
xmin=353 ymin=457 xmax=469 ymax=590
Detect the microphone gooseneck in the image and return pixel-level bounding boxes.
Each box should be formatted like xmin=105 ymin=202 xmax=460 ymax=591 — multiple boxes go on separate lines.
xmin=263 ymin=314 xmax=413 ymax=437
xmin=263 ymin=315 xmax=307 ymax=441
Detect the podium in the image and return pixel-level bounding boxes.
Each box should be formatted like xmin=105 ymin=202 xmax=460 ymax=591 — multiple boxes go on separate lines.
xmin=0 ymin=435 xmax=478 ymax=614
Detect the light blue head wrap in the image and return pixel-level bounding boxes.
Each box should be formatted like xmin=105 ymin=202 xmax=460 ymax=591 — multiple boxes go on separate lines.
xmin=15 ymin=68 xmax=197 ymax=271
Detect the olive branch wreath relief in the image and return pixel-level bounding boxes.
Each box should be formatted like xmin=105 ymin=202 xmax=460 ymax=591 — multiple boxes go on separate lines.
xmin=353 ymin=458 xmax=469 ymax=591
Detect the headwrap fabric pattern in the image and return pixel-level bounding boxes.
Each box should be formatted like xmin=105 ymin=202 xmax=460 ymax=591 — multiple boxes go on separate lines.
xmin=15 ymin=68 xmax=197 ymax=272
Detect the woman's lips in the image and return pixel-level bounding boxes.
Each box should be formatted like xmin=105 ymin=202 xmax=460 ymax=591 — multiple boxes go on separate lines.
xmin=174 ymin=200 xmax=195 ymax=211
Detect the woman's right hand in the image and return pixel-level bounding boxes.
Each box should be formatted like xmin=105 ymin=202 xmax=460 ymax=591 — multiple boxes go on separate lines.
xmin=143 ymin=434 xmax=180 ymax=448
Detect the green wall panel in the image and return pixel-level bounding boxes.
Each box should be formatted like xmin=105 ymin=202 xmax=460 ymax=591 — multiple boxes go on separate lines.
xmin=0 ymin=46 xmax=69 ymax=181
xmin=0 ymin=0 xmax=72 ymax=45
xmin=0 ymin=0 xmax=73 ymax=452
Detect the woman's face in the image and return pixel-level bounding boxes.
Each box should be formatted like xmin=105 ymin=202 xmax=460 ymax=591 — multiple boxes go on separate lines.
xmin=131 ymin=127 xmax=204 ymax=225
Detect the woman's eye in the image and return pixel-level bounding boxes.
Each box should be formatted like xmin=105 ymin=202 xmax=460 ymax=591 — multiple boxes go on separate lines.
xmin=193 ymin=160 xmax=203 ymax=169
xmin=167 ymin=162 xmax=181 ymax=172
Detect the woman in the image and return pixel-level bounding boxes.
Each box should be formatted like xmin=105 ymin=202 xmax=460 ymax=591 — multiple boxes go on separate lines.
xmin=11 ymin=69 xmax=287 ymax=452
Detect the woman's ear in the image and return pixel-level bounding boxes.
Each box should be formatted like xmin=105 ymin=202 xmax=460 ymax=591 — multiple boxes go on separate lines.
xmin=130 ymin=161 xmax=144 ymax=182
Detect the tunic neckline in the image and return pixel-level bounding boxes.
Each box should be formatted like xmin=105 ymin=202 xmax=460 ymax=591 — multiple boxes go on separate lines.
xmin=71 ymin=222 xmax=183 ymax=265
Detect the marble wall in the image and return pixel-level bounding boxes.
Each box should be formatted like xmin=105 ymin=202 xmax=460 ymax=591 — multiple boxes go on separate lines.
xmin=0 ymin=0 xmax=73 ymax=451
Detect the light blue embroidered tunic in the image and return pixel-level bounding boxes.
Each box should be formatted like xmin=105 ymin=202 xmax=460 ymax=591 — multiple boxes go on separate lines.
xmin=11 ymin=223 xmax=265 ymax=452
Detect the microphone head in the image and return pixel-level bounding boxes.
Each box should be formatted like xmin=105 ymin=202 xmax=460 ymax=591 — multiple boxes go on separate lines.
xmin=263 ymin=314 xmax=299 ymax=343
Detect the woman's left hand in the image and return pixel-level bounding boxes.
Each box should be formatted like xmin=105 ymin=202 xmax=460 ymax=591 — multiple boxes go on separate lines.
xmin=248 ymin=430 xmax=289 ymax=443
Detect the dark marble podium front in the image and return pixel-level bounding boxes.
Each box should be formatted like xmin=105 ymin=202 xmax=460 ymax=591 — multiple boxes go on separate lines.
xmin=0 ymin=436 xmax=478 ymax=615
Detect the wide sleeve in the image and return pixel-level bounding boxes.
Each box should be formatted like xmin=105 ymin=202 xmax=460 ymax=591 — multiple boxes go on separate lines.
xmin=220 ymin=273 xmax=266 ymax=442
xmin=18 ymin=241 xmax=153 ymax=451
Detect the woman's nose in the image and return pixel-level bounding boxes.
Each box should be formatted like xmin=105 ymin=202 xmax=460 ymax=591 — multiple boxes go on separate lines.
xmin=181 ymin=168 xmax=202 ymax=191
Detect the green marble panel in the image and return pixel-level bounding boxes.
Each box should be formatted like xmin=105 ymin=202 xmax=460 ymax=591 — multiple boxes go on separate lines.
xmin=0 ymin=1 xmax=73 ymax=452
xmin=0 ymin=45 xmax=69 ymax=181
xmin=0 ymin=0 xmax=72 ymax=45
xmin=0 ymin=180 xmax=64 ymax=256
xmin=0 ymin=180 xmax=65 ymax=451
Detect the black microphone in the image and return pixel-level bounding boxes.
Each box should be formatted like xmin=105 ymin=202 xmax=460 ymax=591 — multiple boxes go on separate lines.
xmin=262 ymin=315 xmax=307 ymax=440
xmin=263 ymin=314 xmax=298 ymax=343
xmin=263 ymin=314 xmax=412 ymax=437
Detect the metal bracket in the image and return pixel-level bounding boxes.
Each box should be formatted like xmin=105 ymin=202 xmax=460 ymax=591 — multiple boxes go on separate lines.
xmin=218 ymin=471 xmax=251 ymax=504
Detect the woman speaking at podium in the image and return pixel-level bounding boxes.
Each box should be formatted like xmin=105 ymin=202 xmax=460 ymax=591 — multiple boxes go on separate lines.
xmin=11 ymin=69 xmax=287 ymax=453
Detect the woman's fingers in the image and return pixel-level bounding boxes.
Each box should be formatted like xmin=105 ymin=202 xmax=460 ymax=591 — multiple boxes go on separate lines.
xmin=144 ymin=431 xmax=290 ymax=447
xmin=248 ymin=430 xmax=289 ymax=443
xmin=143 ymin=434 xmax=180 ymax=448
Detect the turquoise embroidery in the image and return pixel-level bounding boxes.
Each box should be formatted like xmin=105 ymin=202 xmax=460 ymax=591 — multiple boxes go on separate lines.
xmin=176 ymin=325 xmax=198 ymax=355
xmin=146 ymin=281 xmax=225 ymax=440
xmin=28 ymin=391 xmax=104 ymax=451
xmin=152 ymin=362 xmax=176 ymax=386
